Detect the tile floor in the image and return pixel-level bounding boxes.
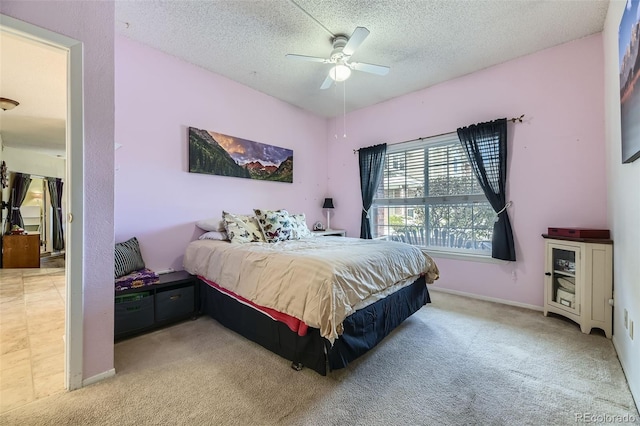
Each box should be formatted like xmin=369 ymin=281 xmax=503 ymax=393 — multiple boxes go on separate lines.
xmin=0 ymin=267 xmax=66 ymax=413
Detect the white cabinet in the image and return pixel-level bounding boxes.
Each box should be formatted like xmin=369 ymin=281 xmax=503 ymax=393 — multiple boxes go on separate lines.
xmin=543 ymin=236 xmax=613 ymax=338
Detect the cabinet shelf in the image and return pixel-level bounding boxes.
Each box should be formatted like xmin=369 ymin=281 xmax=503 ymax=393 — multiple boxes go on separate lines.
xmin=553 ymin=270 xmax=576 ymax=277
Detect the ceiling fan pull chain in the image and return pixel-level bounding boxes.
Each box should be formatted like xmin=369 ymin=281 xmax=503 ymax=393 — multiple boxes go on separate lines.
xmin=334 ymin=79 xmax=339 ymax=139
xmin=343 ymin=80 xmax=347 ymax=138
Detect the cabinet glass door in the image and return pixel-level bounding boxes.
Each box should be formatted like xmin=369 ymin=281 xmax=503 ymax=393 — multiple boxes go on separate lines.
xmin=549 ymin=246 xmax=579 ymax=314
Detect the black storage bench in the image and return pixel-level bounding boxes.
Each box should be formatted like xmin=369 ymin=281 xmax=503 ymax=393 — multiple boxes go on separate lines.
xmin=115 ymin=270 xmax=198 ymax=340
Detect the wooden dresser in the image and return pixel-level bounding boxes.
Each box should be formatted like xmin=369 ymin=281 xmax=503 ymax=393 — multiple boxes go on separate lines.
xmin=2 ymin=234 xmax=40 ymax=268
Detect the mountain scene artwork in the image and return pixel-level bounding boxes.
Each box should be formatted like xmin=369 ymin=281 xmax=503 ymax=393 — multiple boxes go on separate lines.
xmin=619 ymin=0 xmax=640 ymax=163
xmin=189 ymin=127 xmax=293 ymax=183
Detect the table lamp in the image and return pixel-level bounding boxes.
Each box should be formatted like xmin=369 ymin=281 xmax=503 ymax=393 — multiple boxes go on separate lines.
xmin=322 ymin=198 xmax=334 ymax=230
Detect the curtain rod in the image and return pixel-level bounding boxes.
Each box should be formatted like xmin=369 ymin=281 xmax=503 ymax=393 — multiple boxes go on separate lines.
xmin=8 ymin=171 xmax=55 ymax=180
xmin=353 ymin=114 xmax=525 ymax=154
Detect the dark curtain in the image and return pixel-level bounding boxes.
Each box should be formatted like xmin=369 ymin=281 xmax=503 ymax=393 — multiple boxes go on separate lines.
xmin=359 ymin=143 xmax=387 ymax=239
xmin=7 ymin=172 xmax=32 ymax=233
xmin=457 ymin=118 xmax=516 ymax=261
xmin=47 ymin=178 xmax=65 ymax=251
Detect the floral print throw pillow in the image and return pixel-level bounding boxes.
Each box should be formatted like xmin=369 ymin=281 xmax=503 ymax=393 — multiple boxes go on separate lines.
xmin=253 ymin=209 xmax=293 ymax=243
xmin=222 ymin=211 xmax=266 ymax=244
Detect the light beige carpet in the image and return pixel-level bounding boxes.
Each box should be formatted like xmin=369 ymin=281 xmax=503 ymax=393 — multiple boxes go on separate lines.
xmin=1 ymin=291 xmax=638 ymax=425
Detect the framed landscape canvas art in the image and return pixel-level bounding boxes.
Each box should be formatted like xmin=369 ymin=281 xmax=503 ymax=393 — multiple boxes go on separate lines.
xmin=619 ymin=0 xmax=640 ymax=163
xmin=189 ymin=127 xmax=293 ymax=183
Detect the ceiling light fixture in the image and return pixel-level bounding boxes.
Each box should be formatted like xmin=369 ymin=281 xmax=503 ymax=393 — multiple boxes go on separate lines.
xmin=0 ymin=98 xmax=19 ymax=111
xmin=329 ymin=64 xmax=351 ymax=82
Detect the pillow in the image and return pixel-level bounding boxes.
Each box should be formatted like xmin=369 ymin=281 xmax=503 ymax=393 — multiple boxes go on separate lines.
xmin=254 ymin=209 xmax=293 ymax=243
xmin=289 ymin=213 xmax=313 ymax=239
xmin=196 ymin=217 xmax=225 ymax=232
xmin=114 ymin=237 xmax=146 ymax=278
xmin=198 ymin=231 xmax=229 ymax=241
xmin=115 ymin=268 xmax=159 ymax=291
xmin=222 ymin=211 xmax=265 ymax=244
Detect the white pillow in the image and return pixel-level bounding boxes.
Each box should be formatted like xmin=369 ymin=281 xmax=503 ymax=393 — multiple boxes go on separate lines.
xmin=289 ymin=213 xmax=313 ymax=239
xmin=198 ymin=231 xmax=228 ymax=241
xmin=196 ymin=217 xmax=225 ymax=232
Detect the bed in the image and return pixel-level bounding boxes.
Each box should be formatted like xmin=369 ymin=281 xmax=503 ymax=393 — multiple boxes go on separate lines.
xmin=183 ymin=235 xmax=439 ymax=375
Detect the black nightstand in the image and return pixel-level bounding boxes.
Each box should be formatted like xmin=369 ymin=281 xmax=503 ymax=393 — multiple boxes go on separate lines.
xmin=115 ymin=270 xmax=198 ymax=340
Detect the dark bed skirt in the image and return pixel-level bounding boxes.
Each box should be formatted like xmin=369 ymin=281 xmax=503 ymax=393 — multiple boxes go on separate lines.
xmin=198 ymin=276 xmax=430 ymax=375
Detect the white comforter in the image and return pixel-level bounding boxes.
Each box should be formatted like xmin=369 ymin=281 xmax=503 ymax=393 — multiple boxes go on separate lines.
xmin=183 ymin=236 xmax=439 ymax=342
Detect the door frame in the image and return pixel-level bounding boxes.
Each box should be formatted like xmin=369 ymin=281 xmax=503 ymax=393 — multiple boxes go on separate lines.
xmin=1 ymin=14 xmax=84 ymax=390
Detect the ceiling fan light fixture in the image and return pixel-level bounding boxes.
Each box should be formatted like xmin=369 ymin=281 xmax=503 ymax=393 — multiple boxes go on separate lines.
xmin=330 ymin=64 xmax=351 ymax=82
xmin=0 ymin=97 xmax=19 ymax=111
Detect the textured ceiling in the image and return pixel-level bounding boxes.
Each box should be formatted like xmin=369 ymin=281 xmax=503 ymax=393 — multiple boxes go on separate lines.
xmin=0 ymin=1 xmax=610 ymax=157
xmin=116 ymin=0 xmax=609 ymax=118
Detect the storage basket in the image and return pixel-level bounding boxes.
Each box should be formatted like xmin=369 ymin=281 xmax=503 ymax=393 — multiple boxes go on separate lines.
xmin=556 ymin=287 xmax=575 ymax=309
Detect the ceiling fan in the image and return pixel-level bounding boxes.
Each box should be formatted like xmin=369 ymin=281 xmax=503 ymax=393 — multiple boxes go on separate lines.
xmin=286 ymin=27 xmax=390 ymax=90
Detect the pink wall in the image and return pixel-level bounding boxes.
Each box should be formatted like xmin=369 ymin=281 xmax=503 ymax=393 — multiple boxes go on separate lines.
xmin=1 ymin=2 xmax=116 ymax=378
xmin=328 ymin=34 xmax=607 ymax=307
xmin=114 ymin=36 xmax=328 ymax=272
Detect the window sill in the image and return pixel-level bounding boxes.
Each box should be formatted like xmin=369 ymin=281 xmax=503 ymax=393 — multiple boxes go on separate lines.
xmin=427 ymin=249 xmax=507 ymax=264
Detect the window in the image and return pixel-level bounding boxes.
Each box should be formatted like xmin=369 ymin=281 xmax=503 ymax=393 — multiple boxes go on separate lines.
xmin=371 ymin=133 xmax=494 ymax=254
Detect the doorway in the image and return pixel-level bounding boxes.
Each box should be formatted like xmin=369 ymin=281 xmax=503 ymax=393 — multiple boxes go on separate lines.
xmin=0 ymin=13 xmax=84 ymax=408
xmin=18 ymin=177 xmax=65 ymax=257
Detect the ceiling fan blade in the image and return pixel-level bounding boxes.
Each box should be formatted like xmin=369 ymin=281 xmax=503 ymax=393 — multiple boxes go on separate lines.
xmin=350 ymin=62 xmax=390 ymax=76
xmin=320 ymin=73 xmax=334 ymax=90
xmin=286 ymin=54 xmax=329 ymax=63
xmin=342 ymin=27 xmax=370 ymax=56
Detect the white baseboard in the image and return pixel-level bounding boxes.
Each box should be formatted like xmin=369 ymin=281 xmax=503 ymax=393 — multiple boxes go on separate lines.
xmin=82 ymin=368 xmax=116 ymax=387
xmin=429 ymin=286 xmax=543 ymax=312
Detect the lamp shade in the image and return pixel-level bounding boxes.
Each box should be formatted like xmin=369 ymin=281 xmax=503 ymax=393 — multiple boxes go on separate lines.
xmin=329 ymin=64 xmax=351 ymax=82
xmin=322 ymin=198 xmax=335 ymax=209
